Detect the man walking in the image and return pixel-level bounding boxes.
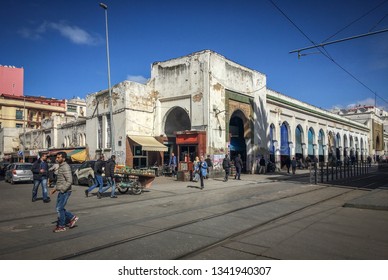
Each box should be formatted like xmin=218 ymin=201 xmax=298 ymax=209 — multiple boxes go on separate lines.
xmin=234 ymin=154 xmax=243 ymax=180
xmin=50 ymin=152 xmax=78 ymax=233
xmin=98 ymin=155 xmax=117 ymax=198
xmin=31 ymin=153 xmax=50 ymax=203
xmin=198 ymin=156 xmax=208 ymax=190
xmin=85 ymin=154 xmax=105 ymax=198
xmin=169 ymin=152 xmax=177 ymax=177
xmin=259 ymin=156 xmax=266 ymax=174
xmin=222 ymin=154 xmax=231 ymax=182
xmin=291 ymin=157 xmax=297 ymax=175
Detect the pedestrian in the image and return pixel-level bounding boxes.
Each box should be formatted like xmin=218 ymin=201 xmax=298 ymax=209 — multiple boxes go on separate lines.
xmin=31 ymin=153 xmax=50 ymax=203
xmin=192 ymin=156 xmax=200 ymax=182
xmin=285 ymin=156 xmax=291 ymax=174
xmin=222 ymin=154 xmax=231 ymax=182
xmin=205 ymin=155 xmax=213 ymax=179
xmin=169 ymin=152 xmax=177 ymax=177
xmin=85 ymin=154 xmax=105 ymax=198
xmin=50 ymin=152 xmax=78 ymax=233
xmin=234 ymin=154 xmax=243 ymax=180
xmin=259 ymin=156 xmax=266 ymax=174
xmin=198 ymin=156 xmax=208 ymax=190
xmin=291 ymin=157 xmax=297 ymax=175
xmin=98 ymin=155 xmax=117 ymax=198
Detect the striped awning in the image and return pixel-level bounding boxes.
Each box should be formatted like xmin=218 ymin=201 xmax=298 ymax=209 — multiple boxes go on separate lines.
xmin=127 ymin=135 xmax=168 ymax=152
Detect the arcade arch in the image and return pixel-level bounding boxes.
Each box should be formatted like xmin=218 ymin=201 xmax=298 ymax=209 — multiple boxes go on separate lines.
xmin=229 ymin=109 xmax=249 ymax=171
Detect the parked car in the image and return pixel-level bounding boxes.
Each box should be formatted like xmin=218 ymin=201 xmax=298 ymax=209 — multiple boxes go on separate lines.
xmin=5 ymin=163 xmax=33 ymax=184
xmin=72 ymin=161 xmax=107 ymax=186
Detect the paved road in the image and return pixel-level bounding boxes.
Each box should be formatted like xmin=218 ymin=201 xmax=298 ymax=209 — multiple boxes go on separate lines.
xmin=0 ymin=168 xmax=387 ymax=260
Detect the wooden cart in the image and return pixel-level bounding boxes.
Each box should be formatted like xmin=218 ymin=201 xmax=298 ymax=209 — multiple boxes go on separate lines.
xmin=114 ymin=169 xmax=155 ymax=195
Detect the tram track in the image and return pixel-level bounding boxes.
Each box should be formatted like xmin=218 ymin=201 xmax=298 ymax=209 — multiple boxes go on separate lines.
xmin=55 ymin=185 xmax=353 ymax=260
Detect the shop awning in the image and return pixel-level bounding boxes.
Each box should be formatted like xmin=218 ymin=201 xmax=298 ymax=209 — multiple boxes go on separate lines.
xmin=70 ymin=149 xmax=88 ymax=162
xmin=127 ymin=135 xmax=168 ymax=152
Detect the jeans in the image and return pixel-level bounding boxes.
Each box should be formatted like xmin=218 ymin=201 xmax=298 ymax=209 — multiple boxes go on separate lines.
xmin=32 ymin=178 xmax=49 ymax=201
xmin=224 ymin=169 xmax=230 ymax=181
xmin=87 ymin=174 xmax=103 ymax=193
xmin=100 ymin=177 xmax=116 ymax=197
xmin=235 ymin=167 xmax=241 ymax=179
xmin=55 ymin=191 xmax=74 ymax=227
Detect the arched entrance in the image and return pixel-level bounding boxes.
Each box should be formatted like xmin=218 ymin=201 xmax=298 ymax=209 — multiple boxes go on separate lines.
xmin=280 ymin=122 xmax=290 ymax=167
xmin=229 ymin=110 xmax=248 ymax=171
xmin=295 ymin=125 xmax=304 ymax=161
xmin=164 ymin=107 xmax=191 ymax=162
xmin=328 ymin=131 xmax=335 ymax=163
xmin=318 ymin=129 xmax=325 ymax=162
xmin=308 ymin=127 xmax=315 ymax=159
xmin=269 ymin=124 xmax=276 ymax=163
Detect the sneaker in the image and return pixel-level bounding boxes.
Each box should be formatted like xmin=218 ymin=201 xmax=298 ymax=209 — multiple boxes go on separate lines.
xmin=97 ymin=192 xmax=102 ymax=199
xmin=32 ymin=198 xmax=37 ymax=202
xmin=110 ymin=195 xmax=118 ymax=198
xmin=85 ymin=190 xmax=89 ymax=197
xmin=53 ymin=226 xmax=66 ymax=233
xmin=43 ymin=198 xmax=51 ymax=203
xmin=67 ymin=216 xmax=79 ymax=228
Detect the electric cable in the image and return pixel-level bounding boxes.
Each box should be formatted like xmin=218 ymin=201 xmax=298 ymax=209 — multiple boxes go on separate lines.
xmin=268 ymin=0 xmax=388 ymax=107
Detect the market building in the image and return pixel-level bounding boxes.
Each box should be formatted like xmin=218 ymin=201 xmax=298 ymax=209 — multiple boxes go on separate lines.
xmin=86 ymin=50 xmax=385 ymax=171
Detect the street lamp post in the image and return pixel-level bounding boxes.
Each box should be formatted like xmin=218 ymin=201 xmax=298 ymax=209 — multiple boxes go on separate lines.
xmin=99 ymin=2 xmax=115 ymax=155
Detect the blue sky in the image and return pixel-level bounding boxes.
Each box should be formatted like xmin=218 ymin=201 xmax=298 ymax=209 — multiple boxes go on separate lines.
xmin=1 ymin=0 xmax=387 ymax=110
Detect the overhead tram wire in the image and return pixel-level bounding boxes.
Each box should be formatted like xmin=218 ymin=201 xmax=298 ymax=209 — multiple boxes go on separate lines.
xmin=268 ymin=0 xmax=388 ymax=108
xmin=322 ymin=0 xmax=388 ymax=43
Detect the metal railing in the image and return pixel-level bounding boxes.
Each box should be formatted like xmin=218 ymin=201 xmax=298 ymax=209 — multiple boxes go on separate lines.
xmin=310 ymin=161 xmax=371 ymax=184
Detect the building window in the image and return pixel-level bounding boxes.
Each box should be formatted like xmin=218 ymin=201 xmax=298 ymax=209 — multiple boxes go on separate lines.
xmin=16 ymin=123 xmax=23 ymax=128
xmin=16 ymin=110 xmax=23 ymax=120
xmin=133 ymin=145 xmax=147 ymax=168
xmin=67 ymin=105 xmax=77 ymax=113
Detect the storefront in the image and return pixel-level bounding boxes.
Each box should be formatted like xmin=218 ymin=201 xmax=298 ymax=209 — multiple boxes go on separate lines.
xmin=127 ymin=135 xmax=168 ymax=168
xmin=175 ymin=130 xmax=206 ymax=171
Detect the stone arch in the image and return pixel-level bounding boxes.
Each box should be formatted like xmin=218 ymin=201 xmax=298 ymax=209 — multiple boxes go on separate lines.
xmin=164 ymin=106 xmax=191 ymax=137
xmin=318 ymin=129 xmax=325 ymax=162
xmin=336 ymin=132 xmax=341 ymax=160
xmin=343 ymin=134 xmax=348 ymax=158
xmin=269 ymin=123 xmax=276 ymax=162
xmin=229 ymin=109 xmax=249 ymax=171
xmin=328 ymin=131 xmax=335 ymax=162
xmin=280 ymin=121 xmax=291 ymax=167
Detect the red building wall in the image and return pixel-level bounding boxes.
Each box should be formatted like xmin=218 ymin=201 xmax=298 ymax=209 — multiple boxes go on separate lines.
xmin=0 ymin=66 xmax=24 ymax=96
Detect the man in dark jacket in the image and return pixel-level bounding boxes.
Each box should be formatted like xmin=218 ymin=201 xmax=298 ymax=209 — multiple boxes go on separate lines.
xmin=98 ymin=155 xmax=117 ymax=198
xmin=31 ymin=153 xmax=50 ymax=203
xmin=222 ymin=154 xmax=231 ymax=182
xmin=234 ymin=154 xmax=243 ymax=180
xmin=85 ymin=154 xmax=105 ymax=198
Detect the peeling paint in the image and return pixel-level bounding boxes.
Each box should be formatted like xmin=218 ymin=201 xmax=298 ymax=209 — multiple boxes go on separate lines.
xmin=213 ymin=83 xmax=223 ymax=91
xmin=192 ymin=92 xmax=203 ymax=102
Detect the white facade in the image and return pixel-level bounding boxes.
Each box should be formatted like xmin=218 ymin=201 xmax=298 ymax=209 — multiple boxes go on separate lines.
xmin=84 ymin=50 xmax=386 ymax=169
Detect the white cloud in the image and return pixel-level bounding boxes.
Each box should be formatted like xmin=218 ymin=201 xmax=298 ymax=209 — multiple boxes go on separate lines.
xmin=126 ymin=75 xmax=149 ymax=84
xmin=19 ymin=21 xmax=102 ymax=46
